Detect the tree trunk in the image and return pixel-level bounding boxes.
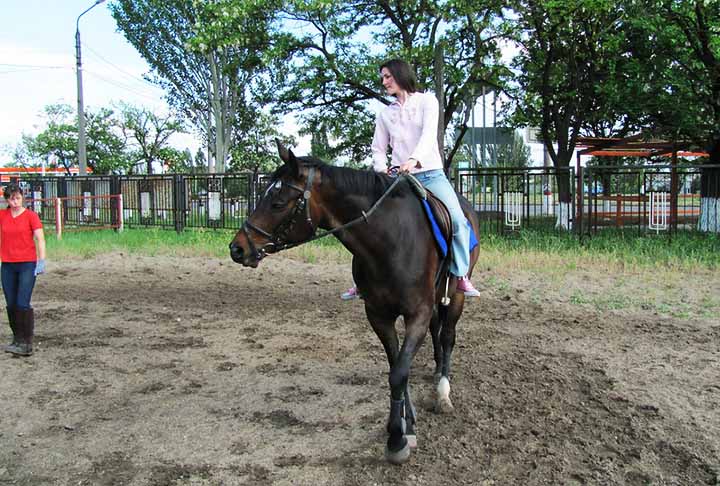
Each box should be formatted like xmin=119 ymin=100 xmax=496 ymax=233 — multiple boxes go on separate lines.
xmin=698 ymin=138 xmax=720 ymax=232
xmin=434 ymin=43 xmax=447 ymax=175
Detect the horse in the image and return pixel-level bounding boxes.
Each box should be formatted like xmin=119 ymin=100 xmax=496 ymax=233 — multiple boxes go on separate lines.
xmin=229 ymin=143 xmax=480 ymax=464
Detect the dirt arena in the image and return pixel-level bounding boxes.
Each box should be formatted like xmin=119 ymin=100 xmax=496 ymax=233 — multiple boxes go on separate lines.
xmin=1 ymin=251 xmax=718 ymax=485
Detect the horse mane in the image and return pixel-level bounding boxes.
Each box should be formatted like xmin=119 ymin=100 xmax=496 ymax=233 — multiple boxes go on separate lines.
xmin=273 ymin=155 xmax=412 ymax=202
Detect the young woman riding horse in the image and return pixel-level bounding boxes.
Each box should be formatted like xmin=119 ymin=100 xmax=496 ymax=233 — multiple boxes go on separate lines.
xmin=229 ymin=61 xmax=480 ymax=465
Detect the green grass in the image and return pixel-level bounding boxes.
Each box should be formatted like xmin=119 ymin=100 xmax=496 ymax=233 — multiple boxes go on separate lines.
xmin=47 ymin=226 xmax=719 ymax=271
xmin=478 ymin=228 xmax=720 ymax=271
xmin=47 ymin=227 xmax=353 ymax=263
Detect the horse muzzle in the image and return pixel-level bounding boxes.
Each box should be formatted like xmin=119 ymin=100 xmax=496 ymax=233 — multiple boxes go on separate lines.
xmin=229 ymin=242 xmax=262 ymax=268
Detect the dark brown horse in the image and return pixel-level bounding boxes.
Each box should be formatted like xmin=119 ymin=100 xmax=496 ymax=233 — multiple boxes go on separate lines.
xmin=229 ymin=143 xmax=480 ymax=464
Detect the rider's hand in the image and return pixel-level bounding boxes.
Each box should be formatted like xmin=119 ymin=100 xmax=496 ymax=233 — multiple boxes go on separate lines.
xmin=398 ymin=160 xmax=415 ymax=173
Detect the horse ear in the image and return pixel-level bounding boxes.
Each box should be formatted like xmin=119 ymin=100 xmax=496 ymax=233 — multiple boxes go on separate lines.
xmin=276 ymin=139 xmax=290 ymax=164
xmin=276 ymin=139 xmax=300 ymax=177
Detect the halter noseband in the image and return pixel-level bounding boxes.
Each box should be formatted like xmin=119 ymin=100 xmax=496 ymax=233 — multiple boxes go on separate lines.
xmin=243 ymin=166 xmax=317 ymax=258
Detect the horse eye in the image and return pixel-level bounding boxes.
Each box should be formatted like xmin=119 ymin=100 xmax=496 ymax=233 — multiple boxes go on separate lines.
xmin=271 ymin=198 xmax=288 ymax=210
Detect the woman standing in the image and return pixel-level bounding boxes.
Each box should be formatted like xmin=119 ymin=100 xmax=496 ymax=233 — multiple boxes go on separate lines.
xmin=1 ymin=183 xmax=45 ymax=357
xmin=342 ymin=58 xmax=480 ymax=299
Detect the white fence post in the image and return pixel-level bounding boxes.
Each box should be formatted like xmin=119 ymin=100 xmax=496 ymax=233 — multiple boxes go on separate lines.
xmin=55 ymin=197 xmax=63 ymax=240
xmin=118 ymin=194 xmax=124 ymax=233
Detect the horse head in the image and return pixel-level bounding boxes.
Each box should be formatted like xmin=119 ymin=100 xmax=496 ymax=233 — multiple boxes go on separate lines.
xmin=229 ymin=141 xmax=319 ymax=267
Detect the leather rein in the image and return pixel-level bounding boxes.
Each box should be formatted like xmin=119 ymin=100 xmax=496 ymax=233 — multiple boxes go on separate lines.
xmin=242 ymin=167 xmax=408 ymax=258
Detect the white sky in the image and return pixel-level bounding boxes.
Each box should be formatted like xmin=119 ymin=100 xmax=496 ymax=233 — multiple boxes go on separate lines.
xmin=0 ymin=2 xmax=542 ymax=166
xmin=0 ymin=1 xmax=310 ymax=165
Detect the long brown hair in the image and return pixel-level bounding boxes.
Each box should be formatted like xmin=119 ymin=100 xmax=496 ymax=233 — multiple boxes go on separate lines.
xmin=380 ymin=59 xmax=418 ymax=94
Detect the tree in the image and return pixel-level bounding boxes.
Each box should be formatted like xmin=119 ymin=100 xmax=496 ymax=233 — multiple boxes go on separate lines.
xmin=487 ymin=131 xmax=531 ymax=168
xmin=118 ymin=103 xmax=185 ymax=174
xmin=228 ymin=111 xmax=293 ymax=174
xmin=86 ymin=107 xmax=134 ymax=175
xmin=111 ymin=0 xmax=275 ymax=173
xmin=21 ymin=104 xmax=130 ymax=175
xmin=507 ymin=0 xmax=634 ymax=228
xmin=199 ymin=0 xmax=511 ymax=169
xmin=626 ymin=0 xmax=720 ymax=231
xmin=22 ymin=104 xmax=78 ymax=174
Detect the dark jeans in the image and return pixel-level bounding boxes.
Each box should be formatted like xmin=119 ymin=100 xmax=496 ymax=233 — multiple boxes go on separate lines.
xmin=1 ymin=262 xmax=37 ymax=310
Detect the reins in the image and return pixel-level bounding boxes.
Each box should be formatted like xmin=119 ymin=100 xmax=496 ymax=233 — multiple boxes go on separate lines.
xmin=280 ymin=171 xmax=409 ymax=250
xmin=244 ymin=170 xmax=409 ymax=253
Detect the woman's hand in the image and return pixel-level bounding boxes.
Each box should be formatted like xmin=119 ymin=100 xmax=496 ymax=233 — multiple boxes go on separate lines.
xmin=34 ymin=259 xmax=46 ymax=276
xmin=398 ymin=158 xmax=421 ymax=173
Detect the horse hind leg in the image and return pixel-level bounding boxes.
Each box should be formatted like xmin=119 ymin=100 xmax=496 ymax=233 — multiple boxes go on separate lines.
xmin=435 ymin=296 xmax=463 ymax=414
xmin=429 ymin=306 xmax=443 ymax=384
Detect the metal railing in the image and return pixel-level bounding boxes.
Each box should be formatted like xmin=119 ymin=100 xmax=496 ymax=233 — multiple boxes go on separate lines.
xmin=6 ymin=164 xmax=719 ymax=238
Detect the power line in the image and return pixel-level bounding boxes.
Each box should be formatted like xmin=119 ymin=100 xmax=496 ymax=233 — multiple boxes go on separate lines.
xmin=0 ymin=63 xmax=69 ymax=69
xmin=81 ymin=42 xmax=161 ymax=91
xmin=0 ymin=67 xmax=68 ymax=75
xmin=84 ymin=69 xmax=165 ymax=101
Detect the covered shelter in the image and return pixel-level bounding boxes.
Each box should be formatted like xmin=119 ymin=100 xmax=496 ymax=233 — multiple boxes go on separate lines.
xmin=574 ymin=134 xmax=709 ymax=232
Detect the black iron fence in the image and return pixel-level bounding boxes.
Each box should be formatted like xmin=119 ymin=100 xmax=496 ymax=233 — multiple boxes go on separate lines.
xmin=7 ymin=173 xmax=272 ymax=233
xmin=455 ymin=163 xmax=719 ymax=237
xmin=455 ymin=166 xmax=575 ymax=235
xmin=582 ymin=164 xmax=720 ymax=235
xmin=6 ymin=164 xmax=719 ymax=238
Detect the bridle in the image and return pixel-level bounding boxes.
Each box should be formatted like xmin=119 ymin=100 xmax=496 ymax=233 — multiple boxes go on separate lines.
xmin=242 ymin=166 xmax=317 ymax=258
xmin=241 ymin=166 xmax=409 ymax=260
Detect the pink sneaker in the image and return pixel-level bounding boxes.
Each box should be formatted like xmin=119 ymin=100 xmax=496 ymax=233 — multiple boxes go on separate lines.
xmin=456 ymin=276 xmax=480 ymax=297
xmin=341 ymin=286 xmax=360 ymax=300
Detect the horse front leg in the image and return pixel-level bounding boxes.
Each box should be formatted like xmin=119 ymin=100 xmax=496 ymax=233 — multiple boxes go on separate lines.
xmin=387 ymin=308 xmax=431 ymax=464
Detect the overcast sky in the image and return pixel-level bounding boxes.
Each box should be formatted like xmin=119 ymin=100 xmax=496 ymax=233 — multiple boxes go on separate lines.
xmin=0 ymin=1 xmax=206 ymax=160
xmin=1 ymin=2 xmax=543 ymax=166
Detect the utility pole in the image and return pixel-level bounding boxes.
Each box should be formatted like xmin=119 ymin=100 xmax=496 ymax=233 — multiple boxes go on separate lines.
xmin=75 ymin=0 xmax=107 ymax=175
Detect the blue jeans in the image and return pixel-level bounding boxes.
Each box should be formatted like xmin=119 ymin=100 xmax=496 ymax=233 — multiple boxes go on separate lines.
xmin=413 ymin=169 xmax=470 ymax=277
xmin=1 ymin=262 xmax=37 ymax=310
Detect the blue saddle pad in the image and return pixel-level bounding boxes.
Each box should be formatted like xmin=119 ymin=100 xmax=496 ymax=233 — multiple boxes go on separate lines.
xmin=421 ymin=199 xmax=478 ymax=258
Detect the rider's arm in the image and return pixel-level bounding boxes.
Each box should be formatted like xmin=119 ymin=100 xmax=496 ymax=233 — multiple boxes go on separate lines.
xmin=371 ymin=112 xmax=391 ymax=173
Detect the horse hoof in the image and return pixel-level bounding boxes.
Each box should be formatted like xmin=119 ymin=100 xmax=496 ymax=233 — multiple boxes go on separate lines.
xmin=385 ymin=441 xmax=411 ymax=465
xmin=406 ymin=434 xmax=417 ymax=449
xmin=435 ymin=397 xmax=454 ymax=414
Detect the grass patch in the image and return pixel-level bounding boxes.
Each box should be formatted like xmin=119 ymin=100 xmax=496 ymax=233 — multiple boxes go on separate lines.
xmin=47 ymin=228 xmax=353 ymax=264
xmin=477 ymin=228 xmax=720 ymax=272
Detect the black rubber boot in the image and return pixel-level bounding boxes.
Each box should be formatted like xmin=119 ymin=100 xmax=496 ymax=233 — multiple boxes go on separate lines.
xmin=3 ymin=306 xmax=18 ymax=353
xmin=6 ymin=308 xmax=33 ymax=357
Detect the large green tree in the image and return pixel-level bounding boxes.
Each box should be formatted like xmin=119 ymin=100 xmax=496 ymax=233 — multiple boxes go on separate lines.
xmin=111 ymin=0 xmax=275 ymax=172
xmin=117 ymin=102 xmax=185 ymax=174
xmin=198 ymin=0 xmax=511 ymax=169
xmin=626 ymin=0 xmax=720 ymax=231
xmin=508 ymin=0 xmax=635 ymax=228
xmin=21 ymin=104 xmax=131 ymax=175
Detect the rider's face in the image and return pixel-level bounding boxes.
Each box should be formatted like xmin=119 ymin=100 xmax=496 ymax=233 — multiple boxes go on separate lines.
xmin=380 ymin=68 xmax=401 ymax=96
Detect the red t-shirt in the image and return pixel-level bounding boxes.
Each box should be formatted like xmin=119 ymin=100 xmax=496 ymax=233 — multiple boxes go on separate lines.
xmin=0 ymin=209 xmax=42 ymax=263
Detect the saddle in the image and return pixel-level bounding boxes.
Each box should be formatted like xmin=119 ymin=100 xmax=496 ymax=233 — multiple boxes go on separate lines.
xmin=404 ymin=174 xmax=452 ymax=256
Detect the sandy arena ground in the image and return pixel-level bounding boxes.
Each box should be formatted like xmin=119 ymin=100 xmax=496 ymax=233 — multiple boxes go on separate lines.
xmin=1 ymin=251 xmax=718 ymax=485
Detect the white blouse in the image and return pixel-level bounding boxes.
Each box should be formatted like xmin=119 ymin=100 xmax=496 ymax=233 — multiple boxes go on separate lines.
xmin=371 ymin=91 xmax=444 ymax=174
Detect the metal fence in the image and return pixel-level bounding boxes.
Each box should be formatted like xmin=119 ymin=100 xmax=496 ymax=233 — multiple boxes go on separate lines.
xmin=455 ymin=166 xmax=575 ymax=235
xmin=8 ymin=173 xmax=273 ymax=233
xmin=582 ymin=164 xmax=720 ymax=236
xmin=7 ymin=164 xmax=719 ymax=238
